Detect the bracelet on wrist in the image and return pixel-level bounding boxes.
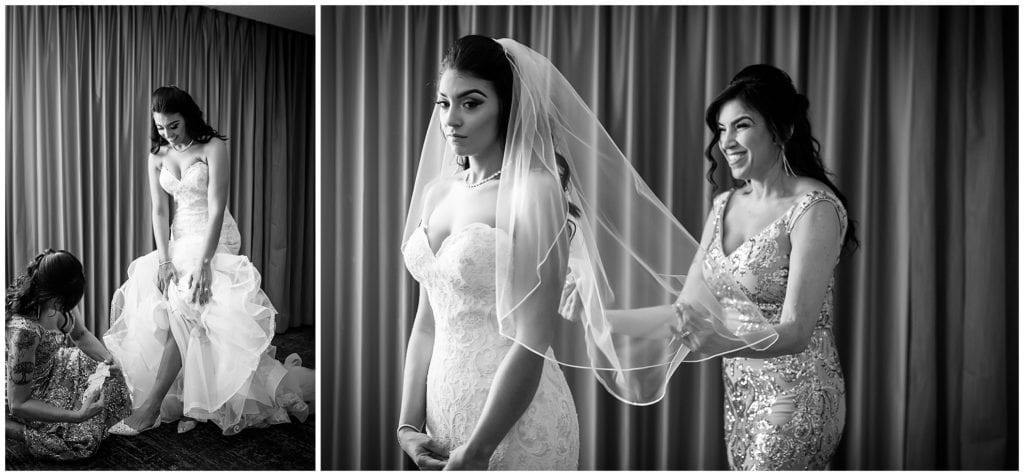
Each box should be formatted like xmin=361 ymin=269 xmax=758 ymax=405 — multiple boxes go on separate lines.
xmin=158 ymin=260 xmax=173 ymax=267
xmin=396 ymin=423 xmax=422 ymax=437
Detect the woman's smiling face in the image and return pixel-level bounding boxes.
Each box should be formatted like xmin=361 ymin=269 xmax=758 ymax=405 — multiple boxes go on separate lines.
xmin=716 ymin=99 xmax=778 ymax=181
xmin=153 ymin=112 xmax=188 ymax=147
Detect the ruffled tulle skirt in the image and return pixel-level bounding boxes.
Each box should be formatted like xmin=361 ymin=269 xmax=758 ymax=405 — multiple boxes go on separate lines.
xmin=104 ymin=236 xmax=311 ymax=435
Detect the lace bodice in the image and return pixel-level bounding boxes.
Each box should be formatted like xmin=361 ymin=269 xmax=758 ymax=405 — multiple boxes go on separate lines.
xmin=404 ymin=223 xmax=508 ymax=340
xmin=159 ymin=160 xmax=240 ymax=254
xmin=403 ymin=222 xmax=579 ymax=469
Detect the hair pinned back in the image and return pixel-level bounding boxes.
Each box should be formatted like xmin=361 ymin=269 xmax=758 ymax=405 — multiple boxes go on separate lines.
xmin=6 ymin=250 xmax=85 ymax=331
xmin=150 ymin=86 xmax=228 ymax=154
xmin=703 ymin=64 xmax=859 ymax=254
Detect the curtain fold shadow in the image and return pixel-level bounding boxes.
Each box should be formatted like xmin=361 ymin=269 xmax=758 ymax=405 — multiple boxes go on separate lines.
xmin=320 ymin=5 xmax=1015 ymax=470
xmin=6 ymin=5 xmax=315 ymax=333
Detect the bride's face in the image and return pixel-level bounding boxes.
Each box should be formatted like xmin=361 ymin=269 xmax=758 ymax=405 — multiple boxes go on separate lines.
xmin=153 ymin=112 xmax=189 ymax=147
xmin=716 ymin=99 xmax=777 ymax=181
xmin=436 ymin=70 xmax=502 ymax=159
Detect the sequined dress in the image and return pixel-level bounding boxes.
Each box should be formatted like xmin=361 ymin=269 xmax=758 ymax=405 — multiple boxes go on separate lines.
xmin=403 ymin=223 xmax=580 ymax=470
xmin=704 ymin=189 xmax=847 ymax=470
xmin=104 ymin=159 xmax=309 ymax=435
xmin=5 ymin=317 xmax=131 ymax=460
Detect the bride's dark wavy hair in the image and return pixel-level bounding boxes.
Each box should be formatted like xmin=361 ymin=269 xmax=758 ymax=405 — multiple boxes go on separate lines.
xmin=440 ymin=35 xmax=582 ymax=235
xmin=704 ymin=64 xmax=859 ymax=255
xmin=6 ymin=249 xmax=85 ymax=332
xmin=150 ymin=86 xmax=228 ymax=154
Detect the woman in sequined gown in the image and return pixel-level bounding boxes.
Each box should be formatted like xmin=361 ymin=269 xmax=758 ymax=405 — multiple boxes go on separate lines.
xmin=104 ymin=87 xmax=313 ymax=436
xmin=674 ymin=65 xmax=858 ymax=470
xmin=5 ymin=250 xmax=132 ymax=460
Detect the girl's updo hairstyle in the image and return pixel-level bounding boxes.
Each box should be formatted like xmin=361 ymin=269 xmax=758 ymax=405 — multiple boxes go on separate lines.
xmin=6 ymin=249 xmax=86 ymax=332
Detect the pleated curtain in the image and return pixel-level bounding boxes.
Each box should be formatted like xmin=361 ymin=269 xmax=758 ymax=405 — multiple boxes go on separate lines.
xmin=6 ymin=6 xmax=315 ymax=333
xmin=321 ymin=5 xmax=1016 ymax=469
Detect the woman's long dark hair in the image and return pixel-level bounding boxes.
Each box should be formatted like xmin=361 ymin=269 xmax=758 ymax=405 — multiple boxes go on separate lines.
xmin=704 ymin=64 xmax=859 ymax=254
xmin=6 ymin=249 xmax=85 ymax=333
xmin=150 ymin=86 xmax=228 ymax=154
xmin=440 ymin=35 xmax=582 ymax=235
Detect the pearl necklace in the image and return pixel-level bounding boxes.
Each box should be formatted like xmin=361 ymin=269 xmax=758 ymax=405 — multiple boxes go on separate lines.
xmin=465 ymin=170 xmax=501 ymax=188
xmin=172 ymin=139 xmax=195 ymax=153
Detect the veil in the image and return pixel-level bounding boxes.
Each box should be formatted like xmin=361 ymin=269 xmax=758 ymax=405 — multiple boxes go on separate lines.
xmin=402 ymin=38 xmax=778 ymax=405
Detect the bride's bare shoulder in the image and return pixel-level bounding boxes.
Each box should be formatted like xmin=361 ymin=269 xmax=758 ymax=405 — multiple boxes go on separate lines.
xmin=425 ymin=173 xmax=462 ymax=198
xmin=523 ymin=168 xmax=562 ymax=194
xmin=148 ymin=148 xmax=167 ymax=169
xmin=419 ymin=173 xmax=463 ymax=218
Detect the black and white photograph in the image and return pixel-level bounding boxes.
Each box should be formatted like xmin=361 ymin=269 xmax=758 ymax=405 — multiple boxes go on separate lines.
xmin=5 ymin=5 xmax=316 ymax=470
xmin=321 ymin=5 xmax=1017 ymax=471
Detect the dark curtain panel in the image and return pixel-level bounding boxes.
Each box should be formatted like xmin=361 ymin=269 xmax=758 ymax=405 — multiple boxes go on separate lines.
xmin=6 ymin=5 xmax=315 ymax=333
xmin=321 ymin=5 xmax=1016 ymax=470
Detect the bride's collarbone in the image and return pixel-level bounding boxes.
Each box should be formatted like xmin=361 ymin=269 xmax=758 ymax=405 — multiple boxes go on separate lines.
xmin=436 ymin=186 xmax=497 ymax=221
xmin=161 ymin=142 xmax=209 ymax=170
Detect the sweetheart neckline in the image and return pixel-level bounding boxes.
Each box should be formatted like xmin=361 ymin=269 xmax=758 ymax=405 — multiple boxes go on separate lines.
xmin=161 ymin=159 xmax=207 ymax=183
xmin=417 ymin=222 xmax=496 ymax=258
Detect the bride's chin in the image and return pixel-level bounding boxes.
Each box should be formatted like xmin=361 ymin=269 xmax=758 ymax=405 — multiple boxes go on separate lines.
xmin=449 ymin=145 xmax=473 ymax=156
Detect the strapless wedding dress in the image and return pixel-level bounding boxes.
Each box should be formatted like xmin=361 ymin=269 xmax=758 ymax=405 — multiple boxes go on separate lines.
xmin=105 ymin=160 xmax=310 ymax=435
xmin=403 ymin=223 xmax=579 ymax=469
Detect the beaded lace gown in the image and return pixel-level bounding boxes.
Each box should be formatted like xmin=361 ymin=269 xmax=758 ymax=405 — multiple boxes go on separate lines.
xmin=5 ymin=317 xmax=131 ymax=460
xmin=104 ymin=159 xmax=310 ymax=435
xmin=403 ymin=223 xmax=580 ymax=470
xmin=703 ymin=189 xmax=847 ymax=470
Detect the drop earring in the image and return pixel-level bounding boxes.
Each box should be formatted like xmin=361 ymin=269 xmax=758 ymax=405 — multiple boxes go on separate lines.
xmin=778 ymin=146 xmax=796 ymax=177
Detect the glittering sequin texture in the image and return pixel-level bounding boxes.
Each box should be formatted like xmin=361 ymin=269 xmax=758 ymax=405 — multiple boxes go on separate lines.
xmin=706 ymin=189 xmax=847 ymax=470
xmin=5 ymin=317 xmax=131 ymax=460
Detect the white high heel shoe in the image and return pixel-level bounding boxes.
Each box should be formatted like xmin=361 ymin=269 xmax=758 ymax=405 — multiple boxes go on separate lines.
xmin=177 ymin=419 xmax=198 ymax=434
xmin=108 ymin=418 xmax=160 ymax=436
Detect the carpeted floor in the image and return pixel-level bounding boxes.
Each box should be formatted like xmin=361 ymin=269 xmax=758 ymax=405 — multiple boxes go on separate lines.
xmin=5 ymin=326 xmax=315 ymax=470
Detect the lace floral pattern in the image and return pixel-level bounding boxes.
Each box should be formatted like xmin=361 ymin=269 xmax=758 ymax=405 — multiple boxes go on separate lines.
xmin=404 ymin=223 xmax=580 ymax=470
xmin=105 ymin=158 xmax=309 ymax=436
xmin=159 ymin=160 xmax=241 ymax=254
xmin=705 ymin=189 xmax=847 ymax=470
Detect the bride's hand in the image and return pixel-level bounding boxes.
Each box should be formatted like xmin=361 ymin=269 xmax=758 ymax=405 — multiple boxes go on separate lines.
xmin=156 ymin=261 xmax=178 ymax=296
xmin=443 ymin=444 xmax=489 ymax=471
xmin=189 ymin=260 xmax=213 ymax=305
xmin=103 ymin=356 xmax=121 ymax=375
xmin=397 ymin=428 xmax=448 ymax=470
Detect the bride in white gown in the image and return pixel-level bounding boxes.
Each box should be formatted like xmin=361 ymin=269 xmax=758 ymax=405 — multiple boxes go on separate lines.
xmin=398 ymin=36 xmax=580 ymax=470
xmin=104 ymin=86 xmax=313 ymax=436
